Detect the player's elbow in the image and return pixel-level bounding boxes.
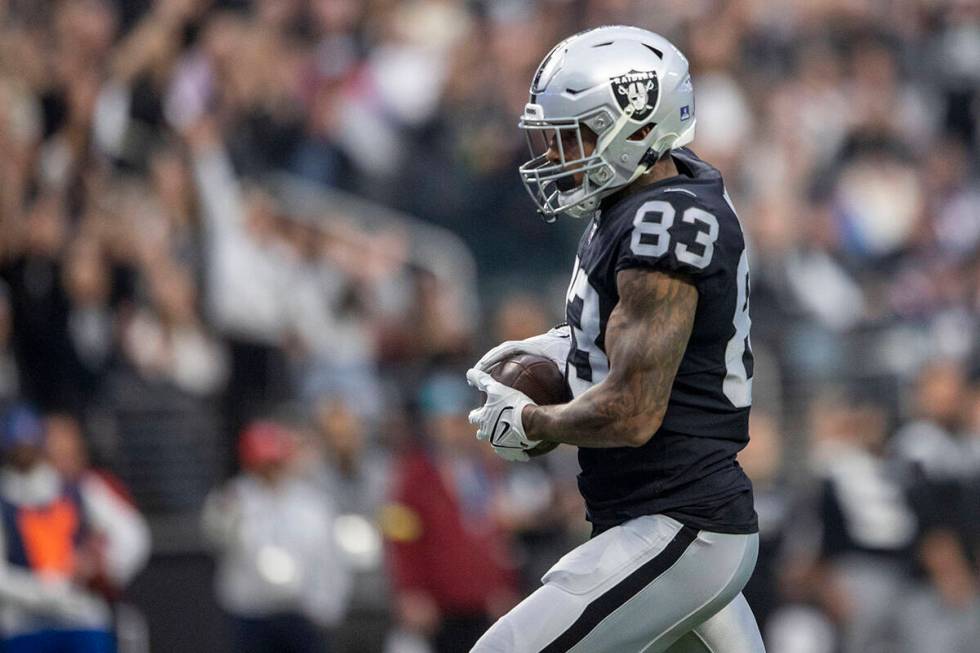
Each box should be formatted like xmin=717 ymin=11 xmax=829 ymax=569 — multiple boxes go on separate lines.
xmin=622 ymin=431 xmax=649 ymax=448
xmin=621 ymin=413 xmax=663 ymax=447
xmin=624 ymin=428 xmax=656 ymax=448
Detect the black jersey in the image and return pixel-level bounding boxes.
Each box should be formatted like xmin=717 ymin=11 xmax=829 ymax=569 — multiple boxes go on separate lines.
xmin=563 ymin=148 xmax=757 ymax=535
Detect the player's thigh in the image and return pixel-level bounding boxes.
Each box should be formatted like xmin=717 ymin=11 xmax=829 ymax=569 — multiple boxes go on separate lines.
xmin=472 ymin=515 xmax=759 ymax=653
xmin=582 ymin=529 xmax=758 ymax=653
xmin=666 ymin=593 xmax=766 ymax=653
xmin=472 ymin=514 xmax=690 ymax=652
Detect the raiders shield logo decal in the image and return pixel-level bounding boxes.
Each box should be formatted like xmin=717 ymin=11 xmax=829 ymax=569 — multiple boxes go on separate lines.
xmin=611 ymin=70 xmax=659 ymax=122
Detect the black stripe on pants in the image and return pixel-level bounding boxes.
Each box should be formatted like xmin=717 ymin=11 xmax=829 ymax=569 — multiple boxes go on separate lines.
xmin=540 ymin=525 xmax=699 ymax=652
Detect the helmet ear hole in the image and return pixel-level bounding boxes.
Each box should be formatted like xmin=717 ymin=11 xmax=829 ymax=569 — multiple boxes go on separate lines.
xmin=628 ymin=124 xmax=656 ymax=141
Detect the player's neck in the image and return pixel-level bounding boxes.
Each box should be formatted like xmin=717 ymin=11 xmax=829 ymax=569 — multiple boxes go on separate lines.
xmin=610 ymin=154 xmax=681 ymax=205
xmin=639 ymin=155 xmax=680 ymax=186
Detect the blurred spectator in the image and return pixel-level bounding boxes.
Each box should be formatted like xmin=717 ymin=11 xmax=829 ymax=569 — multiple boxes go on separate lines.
xmin=281 ymin=219 xmax=383 ymax=416
xmin=831 ymin=135 xmax=924 ymax=262
xmin=62 ymin=238 xmax=116 ymax=398
xmin=185 ymin=122 xmax=293 ymax=450
xmin=202 ymin=420 xmax=351 ymax=653
xmin=687 ymin=11 xmax=754 ymax=174
xmin=811 ymin=395 xmax=918 ymax=653
xmin=891 ymin=360 xmax=972 ymax=476
xmin=44 ymin=412 xmax=153 ymax=653
xmin=920 ymin=138 xmax=980 ymax=265
xmin=303 ymin=396 xmax=392 ymax=653
xmin=383 ymin=373 xmax=518 ymax=653
xmin=145 ymin=142 xmax=202 ymax=272
xmin=0 ymin=196 xmax=76 ymax=412
xmin=890 ymin=362 xmax=980 ymax=653
xmin=43 ymin=413 xmax=151 ymax=591
xmin=0 ymin=404 xmax=147 ymax=653
xmin=120 ymin=261 xmax=227 ymax=396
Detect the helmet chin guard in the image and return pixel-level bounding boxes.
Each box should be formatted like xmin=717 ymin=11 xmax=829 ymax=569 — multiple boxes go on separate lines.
xmin=518 ymin=26 xmax=697 ymax=221
xmin=518 ymin=107 xmax=618 ymax=220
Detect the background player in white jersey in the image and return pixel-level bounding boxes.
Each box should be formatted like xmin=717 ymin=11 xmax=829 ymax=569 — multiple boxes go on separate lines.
xmin=466 ymin=26 xmax=765 ymax=652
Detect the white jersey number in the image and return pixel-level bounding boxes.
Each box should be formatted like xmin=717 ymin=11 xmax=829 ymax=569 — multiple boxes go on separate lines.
xmin=723 ymin=250 xmax=753 ymax=407
xmin=564 ymin=258 xmax=608 ymax=398
xmin=630 ymin=200 xmax=719 ymax=269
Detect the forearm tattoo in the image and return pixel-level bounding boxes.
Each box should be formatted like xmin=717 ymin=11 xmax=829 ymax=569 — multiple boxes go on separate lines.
xmin=524 ymin=269 xmax=697 ymax=447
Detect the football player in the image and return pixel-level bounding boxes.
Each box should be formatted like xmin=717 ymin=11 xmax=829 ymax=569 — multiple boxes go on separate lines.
xmin=466 ymin=26 xmax=765 ymax=652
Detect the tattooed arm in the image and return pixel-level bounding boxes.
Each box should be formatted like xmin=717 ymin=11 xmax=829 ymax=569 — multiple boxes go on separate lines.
xmin=523 ymin=268 xmax=697 ymax=448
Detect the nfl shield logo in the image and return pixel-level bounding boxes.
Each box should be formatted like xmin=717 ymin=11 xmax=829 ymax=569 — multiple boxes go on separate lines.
xmin=680 ymin=105 xmax=691 ymax=121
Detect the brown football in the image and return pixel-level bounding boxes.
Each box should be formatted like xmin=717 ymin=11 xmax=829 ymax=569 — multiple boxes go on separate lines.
xmin=488 ymin=353 xmax=572 ymax=457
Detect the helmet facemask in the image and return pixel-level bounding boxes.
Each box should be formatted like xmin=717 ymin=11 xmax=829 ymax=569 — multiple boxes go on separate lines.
xmin=518 ymin=111 xmax=617 ymax=221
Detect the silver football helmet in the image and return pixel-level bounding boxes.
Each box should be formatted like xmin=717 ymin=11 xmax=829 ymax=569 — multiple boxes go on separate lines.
xmin=518 ymin=26 xmax=696 ymax=220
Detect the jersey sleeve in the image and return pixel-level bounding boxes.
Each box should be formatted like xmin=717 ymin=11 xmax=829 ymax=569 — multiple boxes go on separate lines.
xmin=614 ymin=193 xmax=724 ymax=279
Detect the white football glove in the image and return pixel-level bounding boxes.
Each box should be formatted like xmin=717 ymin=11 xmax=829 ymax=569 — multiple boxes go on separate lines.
xmin=466 ymin=368 xmax=539 ymax=462
xmin=474 ymin=325 xmax=571 ymax=373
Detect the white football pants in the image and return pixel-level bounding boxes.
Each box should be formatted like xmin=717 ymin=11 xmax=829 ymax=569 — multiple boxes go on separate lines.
xmin=472 ymin=514 xmax=765 ymax=652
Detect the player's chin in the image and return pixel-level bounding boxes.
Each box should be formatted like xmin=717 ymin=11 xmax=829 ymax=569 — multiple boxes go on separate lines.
xmin=554 ymin=169 xmax=587 ymax=192
xmin=554 ymin=175 xmax=577 ymax=192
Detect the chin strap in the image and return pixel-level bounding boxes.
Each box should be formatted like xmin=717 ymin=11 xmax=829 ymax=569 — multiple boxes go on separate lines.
xmin=619 ymin=146 xmax=664 ymax=188
xmin=635 ymin=147 xmax=664 ymax=176
xmin=639 ymin=147 xmax=661 ymax=168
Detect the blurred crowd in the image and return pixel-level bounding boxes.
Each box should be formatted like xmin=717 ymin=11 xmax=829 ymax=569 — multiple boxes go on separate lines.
xmin=0 ymin=0 xmax=979 ymax=652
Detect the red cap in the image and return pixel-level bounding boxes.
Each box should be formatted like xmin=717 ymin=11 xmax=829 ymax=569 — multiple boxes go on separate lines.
xmin=238 ymin=421 xmax=295 ymax=470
